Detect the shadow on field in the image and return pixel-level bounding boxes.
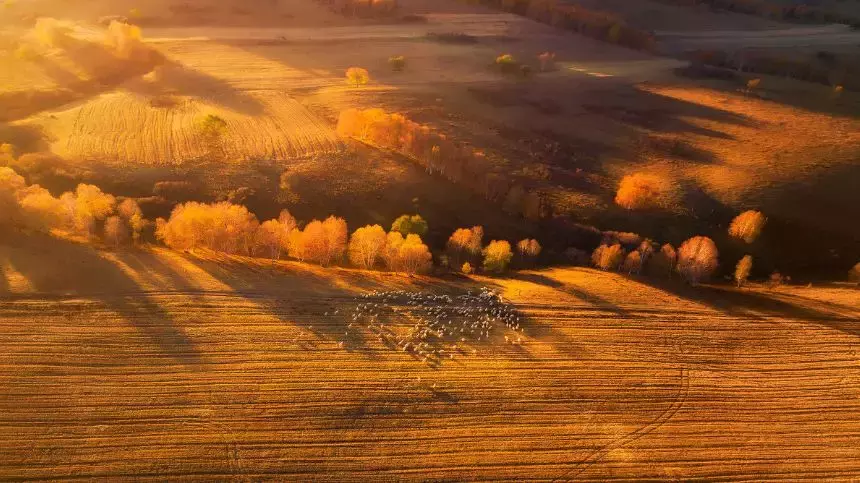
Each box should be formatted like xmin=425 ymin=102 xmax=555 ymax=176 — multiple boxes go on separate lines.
xmin=637 ymin=277 xmax=860 ymax=337
xmin=0 ymin=232 xmax=200 ymax=364
xmin=509 ymin=272 xmax=631 ymax=317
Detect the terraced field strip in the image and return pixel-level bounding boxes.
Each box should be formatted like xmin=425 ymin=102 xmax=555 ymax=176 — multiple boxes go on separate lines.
xmin=1 ymin=285 xmax=858 ymax=480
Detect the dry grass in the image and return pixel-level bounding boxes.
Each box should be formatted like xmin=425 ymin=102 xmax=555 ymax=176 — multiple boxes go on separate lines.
xmin=1 ymin=234 xmax=858 ymax=479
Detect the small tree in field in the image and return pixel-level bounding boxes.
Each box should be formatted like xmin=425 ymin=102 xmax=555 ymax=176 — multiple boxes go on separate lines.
xmin=483 ymin=240 xmax=513 ymax=273
xmin=391 ymin=214 xmax=428 ymax=237
xmin=677 ymin=236 xmax=719 ymax=284
xmin=461 ymin=262 xmax=473 ymax=275
xmin=592 ymin=243 xmax=625 ymax=271
xmin=729 ymin=210 xmax=766 ymax=243
xmin=849 ymin=262 xmax=860 ymax=285
xmin=346 ymin=67 xmax=370 ymax=87
xmin=735 ymin=255 xmax=753 ymax=287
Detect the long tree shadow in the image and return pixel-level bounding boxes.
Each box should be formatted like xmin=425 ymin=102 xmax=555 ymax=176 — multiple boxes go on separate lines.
xmin=0 ymin=232 xmax=200 ymax=364
xmin=508 ymin=271 xmax=632 ymax=317
xmin=636 ymin=276 xmax=860 ymax=337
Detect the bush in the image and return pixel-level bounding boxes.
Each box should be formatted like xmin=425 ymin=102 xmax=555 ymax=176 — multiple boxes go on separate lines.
xmin=483 ymin=240 xmax=513 ymax=273
xmin=677 ymin=236 xmax=719 ymax=284
xmin=391 ymin=214 xmax=428 ymax=237
xmin=346 ymin=67 xmax=370 ymax=87
xmin=592 ymin=243 xmax=624 ymax=271
xmin=495 ymin=54 xmax=519 ymax=75
xmin=735 ymin=255 xmax=753 ymax=287
xmin=461 ymin=262 xmax=473 ymax=275
xmin=729 ymin=210 xmax=766 ymax=243
xmin=615 ymin=173 xmax=674 ymax=210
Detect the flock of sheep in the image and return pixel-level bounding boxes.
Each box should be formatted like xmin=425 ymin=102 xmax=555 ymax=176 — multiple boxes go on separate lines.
xmin=337 ymin=287 xmax=525 ymax=365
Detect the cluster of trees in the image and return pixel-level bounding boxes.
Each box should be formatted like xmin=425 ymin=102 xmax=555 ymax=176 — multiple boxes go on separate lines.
xmin=592 ymin=235 xmax=718 ymax=284
xmin=689 ymin=49 xmax=857 ymax=92
xmin=0 ymin=167 xmax=147 ymax=245
xmin=463 ymin=0 xmax=654 ymax=51
xmin=337 ymin=108 xmax=547 ymax=220
xmin=154 ymin=203 xmax=436 ymax=274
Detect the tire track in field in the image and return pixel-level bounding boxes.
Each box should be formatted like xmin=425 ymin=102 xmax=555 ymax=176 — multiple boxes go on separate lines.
xmin=554 ymin=366 xmax=690 ymax=481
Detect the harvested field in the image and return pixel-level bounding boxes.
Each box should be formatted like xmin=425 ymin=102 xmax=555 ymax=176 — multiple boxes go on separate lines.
xmin=36 ymin=90 xmax=342 ymax=165
xmin=1 ymin=233 xmax=858 ymax=479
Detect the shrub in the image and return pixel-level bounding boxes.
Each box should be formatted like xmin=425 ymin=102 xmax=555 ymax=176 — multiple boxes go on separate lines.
xmin=735 ymin=255 xmax=753 ymax=287
xmin=388 ymin=55 xmax=406 ymax=71
xmin=746 ymin=78 xmax=761 ymax=90
xmin=461 ymin=262 xmax=473 ymax=275
xmin=677 ymin=236 xmax=719 ymax=284
xmin=592 ymin=243 xmax=624 ymax=271
xmin=729 ymin=210 xmax=766 ymax=243
xmin=483 ymin=240 xmax=513 ymax=273
xmin=346 ymin=67 xmax=370 ymax=87
xmin=615 ymin=173 xmax=674 ymax=210
xmin=495 ymin=54 xmax=519 ymax=75
xmin=391 ymin=214 xmax=428 ymax=237
xmin=348 ymin=224 xmax=387 ymax=269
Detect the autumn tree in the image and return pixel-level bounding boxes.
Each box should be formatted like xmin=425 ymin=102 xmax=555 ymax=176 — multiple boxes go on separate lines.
xmin=461 ymin=262 xmax=473 ymax=275
xmin=348 ymin=224 xmax=387 ymax=269
xmin=729 ymin=210 xmax=766 ymax=243
xmin=117 ymin=199 xmax=146 ymax=244
xmin=0 ymin=167 xmax=26 ymax=225
xmin=677 ymin=236 xmax=719 ymax=284
xmin=483 ymin=240 xmax=513 ymax=273
xmin=103 ymin=215 xmax=129 ymax=247
xmin=68 ymin=184 xmax=116 ymax=237
xmin=346 ymin=67 xmax=370 ymax=87
xmin=391 ymin=214 xmax=428 ymax=237
xmin=398 ymin=234 xmax=433 ymax=275
xmin=650 ymin=243 xmax=677 ymax=277
xmin=517 ymin=238 xmax=541 ymax=266
xmin=446 ymin=225 xmax=483 ymax=266
xmin=254 ymin=209 xmax=297 ymax=260
xmin=592 ymin=243 xmax=624 ymax=271
xmin=735 ymin=255 xmax=753 ymax=287
xmin=614 ymin=173 xmax=674 ymax=210
xmin=156 ymin=201 xmax=259 ymax=254
xmin=622 ymin=250 xmax=642 ymax=274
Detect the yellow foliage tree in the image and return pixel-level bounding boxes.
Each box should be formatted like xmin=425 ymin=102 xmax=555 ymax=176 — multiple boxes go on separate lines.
xmin=592 ymin=243 xmax=624 ymax=271
xmin=348 ymin=224 xmax=387 ymax=269
xmin=483 ymin=240 xmax=513 ymax=273
xmin=345 ymin=67 xmax=370 ymax=87
xmin=615 ymin=173 xmax=674 ymax=210
xmin=735 ymin=255 xmax=753 ymax=287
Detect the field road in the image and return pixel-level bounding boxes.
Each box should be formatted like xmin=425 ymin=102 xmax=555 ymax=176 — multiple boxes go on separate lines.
xmin=1 ymin=243 xmax=858 ymax=480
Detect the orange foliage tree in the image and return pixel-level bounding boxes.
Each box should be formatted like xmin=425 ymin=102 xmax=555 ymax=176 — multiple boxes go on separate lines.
xmin=728 ymin=210 xmax=766 ymax=243
xmin=677 ymin=236 xmax=719 ymax=284
xmin=591 ymin=243 xmax=625 ymax=271
xmin=614 ymin=173 xmax=674 ymax=210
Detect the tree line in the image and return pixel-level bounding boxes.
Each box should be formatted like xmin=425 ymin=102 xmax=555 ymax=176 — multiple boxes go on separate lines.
xmin=337 ymin=108 xmax=547 ymax=221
